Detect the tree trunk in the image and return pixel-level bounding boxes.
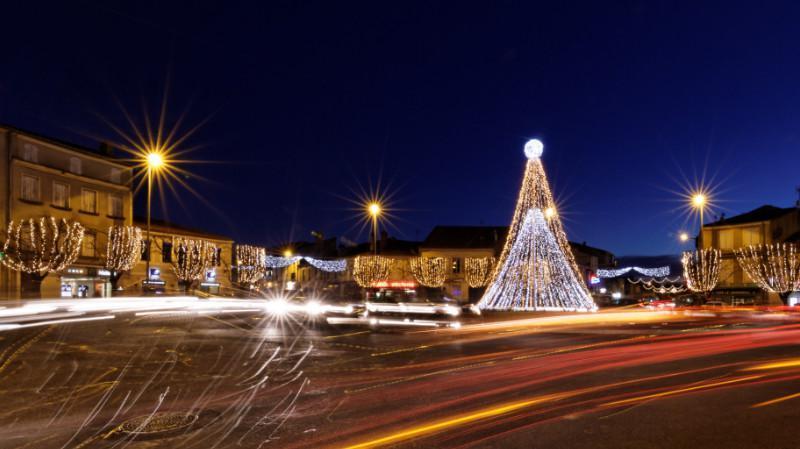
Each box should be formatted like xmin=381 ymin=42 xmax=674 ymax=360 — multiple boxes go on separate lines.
xmin=109 ymin=272 xmax=122 ymax=295
xmin=20 ymin=272 xmax=47 ymax=299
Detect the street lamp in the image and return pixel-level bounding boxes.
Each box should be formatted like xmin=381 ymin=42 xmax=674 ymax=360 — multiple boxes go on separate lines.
xmin=144 ymin=150 xmax=165 ymax=288
xmin=368 ymin=202 xmax=381 ymax=255
xmin=679 ymin=232 xmax=690 ymax=243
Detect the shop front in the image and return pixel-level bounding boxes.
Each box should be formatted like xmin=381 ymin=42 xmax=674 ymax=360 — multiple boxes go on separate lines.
xmin=60 ymin=267 xmax=112 ymax=298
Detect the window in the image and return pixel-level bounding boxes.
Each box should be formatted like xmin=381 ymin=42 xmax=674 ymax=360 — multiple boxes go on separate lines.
xmin=741 ymin=227 xmax=762 ymax=246
xmin=82 ymin=232 xmax=96 ymax=257
xmin=22 ymin=144 xmax=38 ymax=162
xmin=718 ymin=230 xmax=734 ymax=250
xmin=216 ymin=248 xmax=223 ymax=266
xmin=20 ymin=174 xmax=40 ymax=202
xmin=81 ymin=189 xmax=97 ymax=213
xmin=52 ymin=182 xmax=70 ymax=208
xmin=162 ymin=241 xmax=172 ymax=263
xmin=141 ymin=240 xmax=150 ymax=261
xmin=69 ymin=157 xmax=82 ymax=175
xmin=452 ymin=257 xmax=462 ymax=274
xmin=108 ymin=194 xmax=123 ymax=217
xmin=110 ymin=168 xmax=121 ymax=184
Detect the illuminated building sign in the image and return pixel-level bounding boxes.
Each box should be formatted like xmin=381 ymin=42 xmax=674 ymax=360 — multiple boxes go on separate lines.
xmin=149 ymin=268 xmax=161 ymax=280
xmin=370 ymin=281 xmax=417 ymax=289
xmin=589 ymin=274 xmax=600 ymax=285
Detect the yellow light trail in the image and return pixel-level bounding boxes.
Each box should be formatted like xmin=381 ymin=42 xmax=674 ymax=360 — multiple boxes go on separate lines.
xmin=744 ymin=358 xmax=800 ymax=371
xmin=752 ymin=391 xmax=800 ymax=408
xmin=602 ymin=375 xmax=763 ymax=407
xmin=340 ymin=392 xmax=569 ymax=449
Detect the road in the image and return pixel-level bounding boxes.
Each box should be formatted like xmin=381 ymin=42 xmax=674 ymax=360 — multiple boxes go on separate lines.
xmin=1 ymin=299 xmax=800 ymax=448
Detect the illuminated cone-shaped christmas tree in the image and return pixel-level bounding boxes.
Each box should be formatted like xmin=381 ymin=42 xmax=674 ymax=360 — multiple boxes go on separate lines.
xmin=478 ymin=140 xmax=597 ymax=312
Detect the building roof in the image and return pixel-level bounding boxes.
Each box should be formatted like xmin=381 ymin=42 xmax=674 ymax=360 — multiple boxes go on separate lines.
xmin=342 ymin=237 xmax=421 ymax=256
xmin=0 ymin=123 xmax=129 ymax=166
xmin=133 ymin=217 xmax=233 ymax=242
xmin=422 ymin=226 xmax=507 ymax=249
xmin=704 ymin=205 xmax=796 ymax=228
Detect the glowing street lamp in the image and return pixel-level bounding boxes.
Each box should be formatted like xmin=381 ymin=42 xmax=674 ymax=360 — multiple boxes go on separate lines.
xmin=679 ymin=232 xmax=690 ymax=242
xmin=690 ymin=192 xmax=709 ymax=246
xmin=368 ymin=202 xmax=381 ymax=255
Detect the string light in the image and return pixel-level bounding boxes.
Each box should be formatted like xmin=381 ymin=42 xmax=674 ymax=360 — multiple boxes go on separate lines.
xmin=172 ymin=238 xmax=217 ymax=285
xmin=263 ymin=255 xmax=347 ymax=272
xmin=2 ymin=217 xmax=84 ymax=275
xmin=627 ymin=277 xmax=687 ymax=294
xmin=353 ymin=255 xmax=392 ymax=287
xmin=735 ymin=243 xmax=800 ymax=294
xmin=478 ymin=141 xmax=596 ymax=312
xmin=464 ymin=257 xmax=496 ymax=288
xmin=682 ymin=248 xmax=721 ymax=293
xmin=597 ymin=266 xmax=671 ymax=278
xmin=236 ymin=244 xmax=266 ymax=285
xmin=105 ymin=225 xmax=143 ymax=287
xmin=304 ymin=257 xmax=347 ymax=273
xmin=409 ymin=257 xmax=449 ymax=287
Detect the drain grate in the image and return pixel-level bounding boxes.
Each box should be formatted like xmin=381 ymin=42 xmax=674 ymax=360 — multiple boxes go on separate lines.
xmin=117 ymin=412 xmax=199 ymax=436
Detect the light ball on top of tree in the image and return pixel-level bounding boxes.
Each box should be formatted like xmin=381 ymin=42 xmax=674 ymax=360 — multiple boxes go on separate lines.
xmin=524 ymin=139 xmax=544 ymax=159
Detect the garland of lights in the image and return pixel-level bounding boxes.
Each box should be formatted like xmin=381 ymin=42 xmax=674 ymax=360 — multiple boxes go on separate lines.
xmin=409 ymin=257 xmax=449 ymax=287
xmin=106 ymin=225 xmax=143 ymax=273
xmin=236 ymin=244 xmax=266 ymax=285
xmin=304 ymin=256 xmax=347 ymax=272
xmin=264 ymin=255 xmax=347 ymax=272
xmin=627 ymin=277 xmax=687 ymax=294
xmin=682 ymin=248 xmax=721 ymax=293
xmin=478 ymin=141 xmax=596 ymax=312
xmin=2 ymin=217 xmax=84 ymax=275
xmin=735 ymin=243 xmax=800 ymax=293
xmin=464 ymin=257 xmax=496 ymax=288
xmin=353 ymin=255 xmax=392 ymax=287
xmin=597 ymin=266 xmax=670 ymax=278
xmin=172 ymin=238 xmax=217 ymax=283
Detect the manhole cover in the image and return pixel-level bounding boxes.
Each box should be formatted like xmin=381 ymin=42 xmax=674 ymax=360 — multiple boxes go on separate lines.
xmin=117 ymin=412 xmax=199 ymax=436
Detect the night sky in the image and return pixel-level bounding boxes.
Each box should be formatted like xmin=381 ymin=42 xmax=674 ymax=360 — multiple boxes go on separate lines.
xmin=2 ymin=1 xmax=799 ymax=256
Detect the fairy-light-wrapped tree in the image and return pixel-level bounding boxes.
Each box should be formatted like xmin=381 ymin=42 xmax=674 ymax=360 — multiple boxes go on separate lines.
xmin=465 ymin=257 xmax=496 ymax=288
xmin=2 ymin=217 xmax=84 ymax=298
xmin=352 ymin=255 xmax=392 ymax=288
xmin=105 ymin=225 xmax=143 ymax=291
xmin=735 ymin=243 xmax=800 ymax=303
xmin=235 ymin=244 xmax=266 ymax=288
xmin=682 ymin=248 xmax=721 ymax=299
xmin=409 ymin=257 xmax=449 ymax=288
xmin=172 ymin=238 xmax=217 ymax=290
xmin=478 ymin=140 xmax=597 ymax=312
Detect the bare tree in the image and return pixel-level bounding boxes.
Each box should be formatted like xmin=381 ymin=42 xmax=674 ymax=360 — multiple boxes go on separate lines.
xmin=2 ymin=217 xmax=84 ymax=298
xmin=682 ymin=248 xmax=721 ymax=301
xmin=172 ymin=238 xmax=217 ymax=291
xmin=105 ymin=225 xmax=143 ymax=292
xmin=234 ymin=244 xmax=266 ymax=288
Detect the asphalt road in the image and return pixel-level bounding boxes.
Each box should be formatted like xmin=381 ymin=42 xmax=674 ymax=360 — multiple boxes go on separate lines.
xmin=1 ymin=301 xmax=800 ymax=449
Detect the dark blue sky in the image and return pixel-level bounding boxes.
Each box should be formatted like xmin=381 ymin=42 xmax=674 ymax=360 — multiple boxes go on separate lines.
xmin=2 ymin=1 xmax=799 ymax=256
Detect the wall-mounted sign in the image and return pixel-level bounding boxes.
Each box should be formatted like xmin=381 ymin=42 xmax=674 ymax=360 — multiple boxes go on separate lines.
xmin=205 ymin=269 xmax=217 ymax=281
xmin=149 ymin=267 xmax=161 ymax=280
xmin=370 ymin=281 xmax=417 ymax=289
xmin=97 ymin=269 xmax=112 ymax=277
xmin=589 ymin=274 xmax=601 ymax=285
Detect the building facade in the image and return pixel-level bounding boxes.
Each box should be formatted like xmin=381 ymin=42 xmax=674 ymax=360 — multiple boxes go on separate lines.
xmin=0 ymin=126 xmax=134 ymax=299
xmin=700 ymin=205 xmax=800 ymax=303
xmin=122 ymin=218 xmax=234 ymax=295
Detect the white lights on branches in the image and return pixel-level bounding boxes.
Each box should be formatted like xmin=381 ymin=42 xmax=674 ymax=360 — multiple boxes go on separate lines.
xmin=236 ymin=245 xmax=266 ymax=285
xmin=478 ymin=140 xmax=596 ymax=312
xmin=409 ymin=257 xmax=449 ymax=287
xmin=172 ymin=238 xmax=217 ymax=284
xmin=682 ymin=249 xmax=721 ymax=293
xmin=735 ymin=243 xmax=800 ymax=294
xmin=464 ymin=257 xmax=496 ymax=288
xmin=106 ymin=225 xmax=143 ymax=273
xmin=597 ymin=266 xmax=670 ymax=278
xmin=2 ymin=217 xmax=84 ymax=275
xmin=353 ymin=255 xmax=392 ymax=287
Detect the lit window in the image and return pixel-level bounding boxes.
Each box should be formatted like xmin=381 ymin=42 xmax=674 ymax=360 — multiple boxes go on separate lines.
xmin=69 ymin=157 xmax=82 ymax=175
xmin=52 ymin=182 xmax=69 ymax=208
xmin=82 ymin=232 xmax=96 ymax=257
xmin=22 ymin=144 xmax=38 ymax=163
xmin=108 ymin=194 xmax=123 ymax=217
xmin=110 ymin=168 xmax=121 ymax=184
xmin=718 ymin=230 xmax=734 ymax=250
xmin=81 ymin=189 xmax=97 ymax=213
xmin=20 ymin=174 xmax=40 ymax=201
xmin=741 ymin=227 xmax=762 ymax=246
xmin=452 ymin=257 xmax=462 ymax=274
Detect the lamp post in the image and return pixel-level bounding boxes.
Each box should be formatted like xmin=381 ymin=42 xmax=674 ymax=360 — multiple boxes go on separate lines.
xmin=368 ymin=202 xmax=381 ymax=256
xmin=144 ymin=151 xmax=164 ymax=289
xmin=691 ymin=193 xmax=707 ymax=246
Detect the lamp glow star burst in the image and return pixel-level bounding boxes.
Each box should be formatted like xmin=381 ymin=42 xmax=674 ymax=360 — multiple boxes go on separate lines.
xmin=478 ymin=140 xmax=597 ymax=312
